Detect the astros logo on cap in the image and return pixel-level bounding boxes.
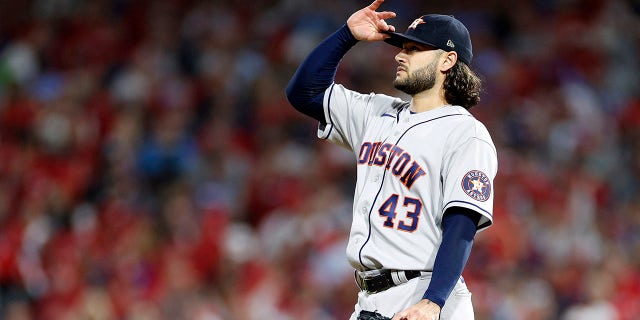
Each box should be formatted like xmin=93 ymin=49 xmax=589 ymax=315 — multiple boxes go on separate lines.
xmin=461 ymin=170 xmax=491 ymax=202
xmin=408 ymin=18 xmax=425 ymax=30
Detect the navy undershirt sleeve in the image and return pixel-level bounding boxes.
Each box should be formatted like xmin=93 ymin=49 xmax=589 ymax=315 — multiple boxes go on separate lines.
xmin=285 ymin=24 xmax=358 ymax=124
xmin=422 ymin=207 xmax=481 ymax=309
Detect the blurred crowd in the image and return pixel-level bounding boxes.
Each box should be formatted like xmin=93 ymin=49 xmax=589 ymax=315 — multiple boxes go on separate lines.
xmin=0 ymin=0 xmax=638 ymax=319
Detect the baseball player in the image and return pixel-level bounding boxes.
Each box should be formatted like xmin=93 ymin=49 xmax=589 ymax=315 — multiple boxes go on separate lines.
xmin=286 ymin=1 xmax=497 ymax=319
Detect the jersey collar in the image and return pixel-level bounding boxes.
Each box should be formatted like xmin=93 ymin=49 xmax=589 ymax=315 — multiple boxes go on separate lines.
xmin=401 ymin=104 xmax=471 ymax=123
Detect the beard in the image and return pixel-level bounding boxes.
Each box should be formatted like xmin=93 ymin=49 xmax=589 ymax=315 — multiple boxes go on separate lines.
xmin=393 ymin=60 xmax=437 ymax=95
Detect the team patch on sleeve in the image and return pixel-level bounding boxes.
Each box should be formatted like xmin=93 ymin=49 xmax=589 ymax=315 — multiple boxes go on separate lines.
xmin=461 ymin=170 xmax=491 ymax=202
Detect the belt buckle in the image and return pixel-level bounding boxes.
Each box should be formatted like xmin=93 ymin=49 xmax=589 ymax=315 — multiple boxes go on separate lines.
xmin=356 ymin=270 xmax=382 ymax=294
xmin=360 ymin=270 xmax=391 ymax=294
xmin=355 ymin=270 xmax=369 ymax=292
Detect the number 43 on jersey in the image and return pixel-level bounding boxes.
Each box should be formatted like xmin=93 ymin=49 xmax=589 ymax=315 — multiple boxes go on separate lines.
xmin=378 ymin=194 xmax=423 ymax=232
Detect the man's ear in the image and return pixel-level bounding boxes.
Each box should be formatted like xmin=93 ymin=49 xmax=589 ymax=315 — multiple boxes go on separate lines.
xmin=440 ymin=51 xmax=458 ymax=72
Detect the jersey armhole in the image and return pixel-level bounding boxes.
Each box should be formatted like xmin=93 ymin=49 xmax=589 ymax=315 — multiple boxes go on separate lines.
xmin=317 ymin=83 xmax=336 ymax=140
xmin=317 ymin=122 xmax=334 ymax=140
xmin=443 ymin=200 xmax=493 ymax=232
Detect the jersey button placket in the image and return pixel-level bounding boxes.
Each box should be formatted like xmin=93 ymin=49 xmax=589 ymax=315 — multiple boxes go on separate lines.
xmin=360 ymin=200 xmax=370 ymax=215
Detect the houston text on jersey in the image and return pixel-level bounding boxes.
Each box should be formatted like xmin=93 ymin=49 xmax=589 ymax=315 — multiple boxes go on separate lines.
xmin=357 ymin=141 xmax=426 ymax=190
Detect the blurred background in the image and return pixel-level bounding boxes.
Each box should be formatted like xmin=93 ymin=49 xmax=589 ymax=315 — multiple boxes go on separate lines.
xmin=0 ymin=0 xmax=638 ymax=319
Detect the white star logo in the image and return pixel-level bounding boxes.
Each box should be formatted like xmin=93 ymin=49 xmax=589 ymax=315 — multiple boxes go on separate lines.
xmin=408 ymin=18 xmax=425 ymax=30
xmin=470 ymin=178 xmax=485 ymax=192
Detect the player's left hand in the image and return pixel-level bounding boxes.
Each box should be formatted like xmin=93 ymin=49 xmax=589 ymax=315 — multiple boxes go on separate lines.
xmin=391 ymin=299 xmax=441 ymax=320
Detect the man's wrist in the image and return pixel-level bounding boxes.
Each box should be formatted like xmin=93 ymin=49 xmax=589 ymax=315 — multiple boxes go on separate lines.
xmin=422 ymin=292 xmax=446 ymax=309
xmin=340 ymin=24 xmax=359 ymax=44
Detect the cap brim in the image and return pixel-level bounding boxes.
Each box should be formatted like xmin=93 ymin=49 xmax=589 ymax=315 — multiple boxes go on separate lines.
xmin=383 ymin=31 xmax=439 ymax=49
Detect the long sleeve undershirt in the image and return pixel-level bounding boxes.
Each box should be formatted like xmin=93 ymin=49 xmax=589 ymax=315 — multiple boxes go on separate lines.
xmin=423 ymin=207 xmax=480 ymax=308
xmin=285 ymin=24 xmax=358 ymax=123
xmin=285 ymin=24 xmax=480 ymax=310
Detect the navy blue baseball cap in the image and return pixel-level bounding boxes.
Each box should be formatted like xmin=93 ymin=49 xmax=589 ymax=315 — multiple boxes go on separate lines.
xmin=384 ymin=14 xmax=473 ymax=65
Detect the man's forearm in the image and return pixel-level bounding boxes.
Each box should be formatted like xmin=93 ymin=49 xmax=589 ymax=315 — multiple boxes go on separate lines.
xmin=422 ymin=207 xmax=480 ymax=308
xmin=285 ymin=24 xmax=358 ymax=123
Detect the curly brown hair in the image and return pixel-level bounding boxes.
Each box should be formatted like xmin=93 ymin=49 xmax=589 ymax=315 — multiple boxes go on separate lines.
xmin=443 ymin=62 xmax=482 ymax=109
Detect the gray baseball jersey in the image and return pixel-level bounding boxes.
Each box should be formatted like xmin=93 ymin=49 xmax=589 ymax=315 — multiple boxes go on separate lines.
xmin=319 ymin=83 xmax=497 ymax=272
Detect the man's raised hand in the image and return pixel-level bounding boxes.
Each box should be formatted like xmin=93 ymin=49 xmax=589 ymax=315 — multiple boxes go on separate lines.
xmin=347 ymin=0 xmax=396 ymax=41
